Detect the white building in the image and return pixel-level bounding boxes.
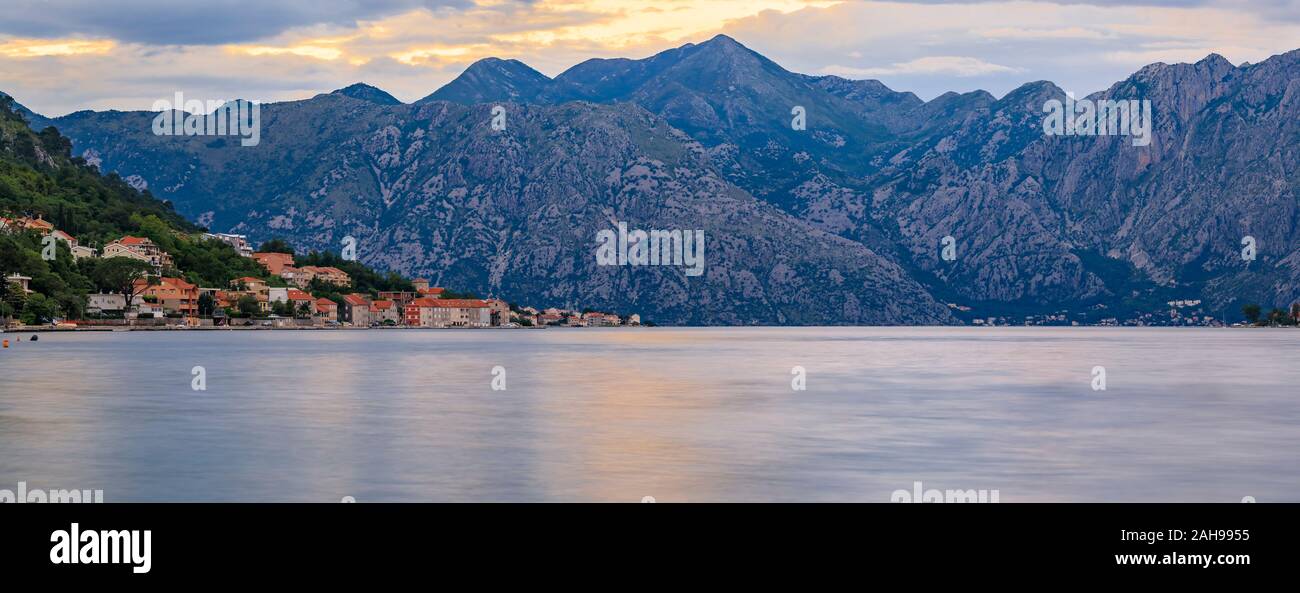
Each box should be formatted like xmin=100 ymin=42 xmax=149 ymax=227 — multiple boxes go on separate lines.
xmin=203 ymin=233 xmax=254 ymax=257
xmin=87 ymin=293 xmax=126 ymax=314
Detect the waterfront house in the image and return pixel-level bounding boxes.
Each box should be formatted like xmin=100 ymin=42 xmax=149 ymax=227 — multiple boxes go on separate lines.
xmin=86 ymin=293 xmax=126 ymax=315
xmin=485 ymin=299 xmax=510 ymax=326
xmin=405 ymin=298 xmax=491 ymax=328
xmin=403 ymin=298 xmax=430 ymax=326
xmin=287 ymin=289 xmax=315 ymax=316
xmin=578 ymin=312 xmax=623 ymax=326
xmin=341 ymin=294 xmax=371 ymax=326
xmin=315 ymin=298 xmax=337 ymax=321
xmin=133 ymin=277 xmax=199 ymax=317
xmin=369 ymin=299 xmax=401 ymax=324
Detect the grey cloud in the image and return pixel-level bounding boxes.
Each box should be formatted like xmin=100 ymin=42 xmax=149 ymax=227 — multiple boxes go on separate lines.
xmin=0 ymin=0 xmax=484 ymax=45
xmin=843 ymin=0 xmax=1212 ymax=5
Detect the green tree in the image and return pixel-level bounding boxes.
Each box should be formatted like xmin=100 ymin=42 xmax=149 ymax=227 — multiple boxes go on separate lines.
xmin=198 ymin=292 xmax=216 ymax=317
xmin=1242 ymin=303 xmax=1262 ymax=325
xmin=257 ymin=238 xmax=295 ymax=255
xmin=19 ymin=292 xmax=58 ymax=324
xmin=237 ymin=295 xmax=260 ymax=316
xmin=3 ymin=279 xmax=25 ymax=318
xmin=92 ymin=257 xmax=154 ymax=313
xmin=130 ymin=213 xmax=176 ymax=252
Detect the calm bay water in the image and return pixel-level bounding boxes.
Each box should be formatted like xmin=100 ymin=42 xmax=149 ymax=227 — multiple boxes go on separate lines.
xmin=1 ymin=327 xmax=1297 ymax=502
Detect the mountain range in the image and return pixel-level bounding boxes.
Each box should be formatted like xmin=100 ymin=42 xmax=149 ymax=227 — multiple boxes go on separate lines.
xmin=7 ymin=34 xmax=1299 ymax=324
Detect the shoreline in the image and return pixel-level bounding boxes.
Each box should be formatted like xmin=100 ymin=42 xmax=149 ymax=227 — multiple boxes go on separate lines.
xmin=0 ymin=324 xmax=619 ymax=333
xmin=5 ymin=324 xmax=1295 ymax=333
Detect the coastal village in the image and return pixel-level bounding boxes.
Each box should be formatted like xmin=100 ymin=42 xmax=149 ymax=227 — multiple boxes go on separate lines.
xmin=5 ymin=214 xmax=1296 ymax=330
xmin=1 ymin=215 xmax=641 ymax=330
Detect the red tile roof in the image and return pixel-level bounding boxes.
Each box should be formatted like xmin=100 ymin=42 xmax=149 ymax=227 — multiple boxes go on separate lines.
xmin=253 ymin=252 xmax=295 ymax=274
xmin=421 ymin=299 xmax=489 ymax=308
xmin=342 ymin=294 xmax=370 ymax=306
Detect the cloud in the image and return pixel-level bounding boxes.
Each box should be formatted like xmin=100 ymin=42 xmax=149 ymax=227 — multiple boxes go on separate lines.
xmin=822 ymin=56 xmax=1024 ymax=77
xmin=0 ymin=0 xmax=477 ymax=45
xmin=975 ymin=26 xmax=1115 ymax=40
xmin=721 ymin=1 xmax=1300 ymax=99
xmin=0 ymin=38 xmax=116 ymax=58
xmin=2 ymin=0 xmax=1300 ymax=115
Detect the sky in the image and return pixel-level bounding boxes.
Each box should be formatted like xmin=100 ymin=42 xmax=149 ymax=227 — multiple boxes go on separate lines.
xmin=1 ymin=0 xmax=1298 ymax=116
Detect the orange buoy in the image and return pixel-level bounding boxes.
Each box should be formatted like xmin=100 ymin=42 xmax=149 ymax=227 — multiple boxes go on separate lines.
xmin=2 ymin=339 xmax=8 ymax=348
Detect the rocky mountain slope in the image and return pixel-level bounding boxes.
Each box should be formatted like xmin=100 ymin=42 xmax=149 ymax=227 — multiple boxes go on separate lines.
xmin=15 ymin=35 xmax=1300 ymax=324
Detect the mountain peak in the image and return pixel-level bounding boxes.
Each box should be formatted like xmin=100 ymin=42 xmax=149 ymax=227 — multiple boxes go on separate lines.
xmin=0 ymin=91 xmax=51 ymax=128
xmin=418 ymin=57 xmax=551 ymax=104
xmin=703 ymin=34 xmax=742 ymax=46
xmin=1198 ymin=53 xmax=1233 ymax=68
xmin=694 ymin=33 xmax=762 ymax=60
xmin=330 ymin=83 xmax=402 ymax=105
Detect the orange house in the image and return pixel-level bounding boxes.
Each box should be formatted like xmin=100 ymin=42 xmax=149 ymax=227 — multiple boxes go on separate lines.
xmin=315 ymin=297 xmax=338 ymax=321
xmin=286 ymin=289 xmax=316 ymax=315
xmin=133 ymin=277 xmax=199 ymax=316
xmin=253 ymin=252 xmax=295 ymax=275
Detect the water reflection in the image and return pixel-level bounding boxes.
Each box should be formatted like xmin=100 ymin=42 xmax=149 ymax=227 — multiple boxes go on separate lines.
xmin=1 ymin=327 xmax=1297 ymax=501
